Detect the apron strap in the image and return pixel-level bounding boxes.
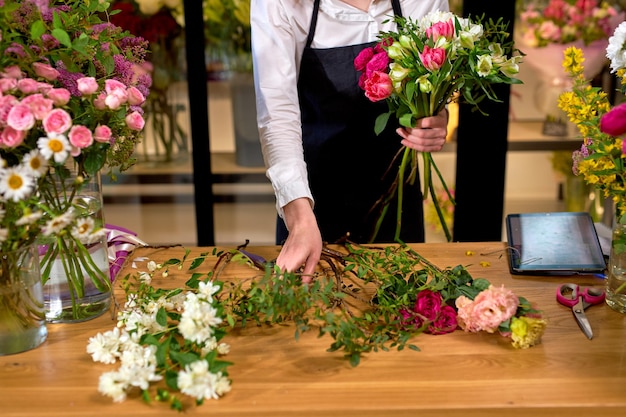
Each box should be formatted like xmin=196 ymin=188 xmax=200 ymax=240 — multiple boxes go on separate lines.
xmin=306 ymin=0 xmax=404 ymax=48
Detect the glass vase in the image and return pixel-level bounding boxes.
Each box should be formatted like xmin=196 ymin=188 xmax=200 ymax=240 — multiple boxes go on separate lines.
xmin=0 ymin=244 xmax=47 ymax=355
xmin=606 ymin=222 xmax=626 ymax=313
xmin=38 ymin=166 xmax=112 ymax=323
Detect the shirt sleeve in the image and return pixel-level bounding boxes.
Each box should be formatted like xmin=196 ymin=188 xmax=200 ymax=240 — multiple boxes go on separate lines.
xmin=251 ymin=0 xmax=313 ymax=218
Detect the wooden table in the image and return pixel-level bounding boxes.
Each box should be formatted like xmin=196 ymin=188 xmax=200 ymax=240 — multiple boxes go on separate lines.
xmin=2 ymin=243 xmax=625 ymax=417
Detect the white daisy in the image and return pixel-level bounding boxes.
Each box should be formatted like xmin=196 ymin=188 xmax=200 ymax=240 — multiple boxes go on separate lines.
xmin=71 ymin=217 xmax=95 ymax=242
xmin=21 ymin=149 xmax=49 ymax=178
xmin=37 ymin=132 xmax=71 ymax=164
xmin=15 ymin=211 xmax=43 ymax=226
xmin=0 ymin=166 xmax=35 ymax=202
xmin=42 ymin=210 xmax=74 ymax=236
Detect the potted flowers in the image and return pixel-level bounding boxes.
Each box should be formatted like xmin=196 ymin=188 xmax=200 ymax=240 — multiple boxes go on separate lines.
xmin=0 ymin=0 xmax=150 ymax=326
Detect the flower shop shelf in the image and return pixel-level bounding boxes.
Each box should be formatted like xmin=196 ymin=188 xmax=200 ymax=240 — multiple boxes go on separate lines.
xmin=2 ymin=242 xmax=625 ymax=416
xmin=443 ymin=120 xmax=583 ymax=153
xmin=102 ymin=152 xmax=271 ymax=204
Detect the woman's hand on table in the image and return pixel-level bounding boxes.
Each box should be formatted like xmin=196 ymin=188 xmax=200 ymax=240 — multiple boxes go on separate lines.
xmin=276 ymin=198 xmax=322 ymax=283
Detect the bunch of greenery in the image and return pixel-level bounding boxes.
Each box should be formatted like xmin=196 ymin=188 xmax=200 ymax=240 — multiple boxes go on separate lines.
xmin=89 ymin=242 xmax=546 ymax=409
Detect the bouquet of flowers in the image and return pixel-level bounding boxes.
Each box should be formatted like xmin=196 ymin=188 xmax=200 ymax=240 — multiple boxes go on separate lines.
xmin=518 ymin=0 xmax=619 ymax=47
xmin=355 ymin=11 xmax=523 ymax=241
xmin=0 ymin=0 xmax=150 ymax=320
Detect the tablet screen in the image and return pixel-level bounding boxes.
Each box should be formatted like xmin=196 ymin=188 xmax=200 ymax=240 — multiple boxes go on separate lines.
xmin=506 ymin=212 xmax=606 ymax=274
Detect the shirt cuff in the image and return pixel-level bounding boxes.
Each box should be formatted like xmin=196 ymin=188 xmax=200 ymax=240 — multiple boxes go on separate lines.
xmin=266 ymin=159 xmax=314 ymax=218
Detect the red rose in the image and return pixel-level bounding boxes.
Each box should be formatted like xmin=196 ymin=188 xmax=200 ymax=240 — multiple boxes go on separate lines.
xmin=354 ymin=47 xmax=374 ymax=72
xmin=427 ymin=305 xmax=458 ymax=335
xmin=600 ymin=103 xmax=626 ymax=137
xmin=414 ymin=289 xmax=442 ymax=322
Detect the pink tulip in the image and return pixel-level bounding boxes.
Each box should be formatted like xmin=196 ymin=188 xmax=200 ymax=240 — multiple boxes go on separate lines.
xmin=363 ymin=71 xmax=393 ymax=102
xmin=426 ymin=19 xmax=455 ymax=41
xmin=419 ymin=45 xmax=446 ymax=71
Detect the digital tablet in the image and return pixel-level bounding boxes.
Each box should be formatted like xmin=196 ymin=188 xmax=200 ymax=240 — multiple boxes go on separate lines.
xmin=505 ymin=212 xmax=606 ymax=275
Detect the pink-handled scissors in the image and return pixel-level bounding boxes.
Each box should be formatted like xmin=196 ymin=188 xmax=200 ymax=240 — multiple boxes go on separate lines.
xmin=556 ymin=283 xmax=606 ymax=340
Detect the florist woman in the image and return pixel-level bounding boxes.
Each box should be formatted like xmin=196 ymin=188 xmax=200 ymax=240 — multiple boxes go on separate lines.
xmin=251 ymin=0 xmax=450 ymax=280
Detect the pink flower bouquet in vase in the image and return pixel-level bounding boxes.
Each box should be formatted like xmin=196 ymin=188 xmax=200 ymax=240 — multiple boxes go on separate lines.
xmin=355 ymin=11 xmax=523 ymax=242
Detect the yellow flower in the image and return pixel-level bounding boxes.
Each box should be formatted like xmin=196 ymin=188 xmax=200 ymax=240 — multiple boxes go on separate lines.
xmin=510 ymin=316 xmax=548 ymax=349
xmin=561 ymin=47 xmax=584 ymax=74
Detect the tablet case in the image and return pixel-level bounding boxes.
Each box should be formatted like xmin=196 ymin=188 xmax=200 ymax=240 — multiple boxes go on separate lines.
xmin=505 ymin=212 xmax=606 ymax=275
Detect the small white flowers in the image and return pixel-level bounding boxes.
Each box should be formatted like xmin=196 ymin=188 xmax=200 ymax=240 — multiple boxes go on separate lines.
xmin=87 ymin=257 xmax=231 ymax=408
xmin=0 ymin=166 xmax=35 ymax=202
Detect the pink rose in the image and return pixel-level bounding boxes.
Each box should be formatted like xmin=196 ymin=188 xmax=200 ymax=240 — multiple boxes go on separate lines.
xmin=125 ymin=111 xmax=145 ymax=131
xmin=1 ymin=65 xmax=23 ymax=79
xmin=33 ymin=62 xmax=60 ymax=81
xmin=426 ymin=19 xmax=455 ymax=41
xmin=600 ymin=103 xmax=626 ymax=137
xmin=0 ymin=78 xmax=17 ymax=92
xmin=94 ymin=124 xmax=112 ymax=143
xmin=363 ymin=71 xmax=393 ymax=102
xmin=17 ymin=78 xmax=40 ymax=94
xmin=126 ymin=86 xmax=145 ymax=106
xmin=0 ymin=126 xmax=26 ymax=147
xmin=76 ymin=77 xmax=99 ymax=95
xmin=46 ymin=88 xmax=71 ymax=106
xmin=427 ymin=305 xmax=458 ymax=335
xmin=68 ymin=125 xmax=93 ymax=149
xmin=43 ymin=108 xmax=72 ymax=134
xmin=105 ymin=79 xmax=127 ymax=94
xmin=414 ymin=289 xmax=442 ymax=322
xmin=419 ymin=45 xmax=446 ymax=71
xmin=366 ymin=52 xmax=390 ymax=78
xmin=354 ymin=47 xmax=375 ymax=71
xmin=0 ymin=95 xmax=17 ymax=124
xmin=7 ymin=103 xmax=35 ymax=131
xmin=21 ymin=94 xmax=53 ymax=120
xmin=105 ymin=88 xmax=127 ymax=109
xmin=93 ymin=92 xmax=107 ymax=110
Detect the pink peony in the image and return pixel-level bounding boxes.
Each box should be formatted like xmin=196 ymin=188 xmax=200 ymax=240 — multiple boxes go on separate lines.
xmin=600 ymin=102 xmax=626 ymax=137
xmin=363 ymin=71 xmax=393 ymax=102
xmin=365 ymin=52 xmax=390 ymax=78
xmin=32 ymin=62 xmax=60 ymax=81
xmin=125 ymin=111 xmax=145 ymax=131
xmin=7 ymin=103 xmax=35 ymax=131
xmin=43 ymin=108 xmax=72 ymax=134
xmin=68 ymin=125 xmax=93 ymax=149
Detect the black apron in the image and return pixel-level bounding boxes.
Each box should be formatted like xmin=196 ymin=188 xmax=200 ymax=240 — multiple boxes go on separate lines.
xmin=277 ymin=0 xmax=424 ymax=244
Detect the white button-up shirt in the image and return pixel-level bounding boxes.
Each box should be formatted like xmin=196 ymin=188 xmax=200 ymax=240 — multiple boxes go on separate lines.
xmin=251 ymin=0 xmax=450 ymax=216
